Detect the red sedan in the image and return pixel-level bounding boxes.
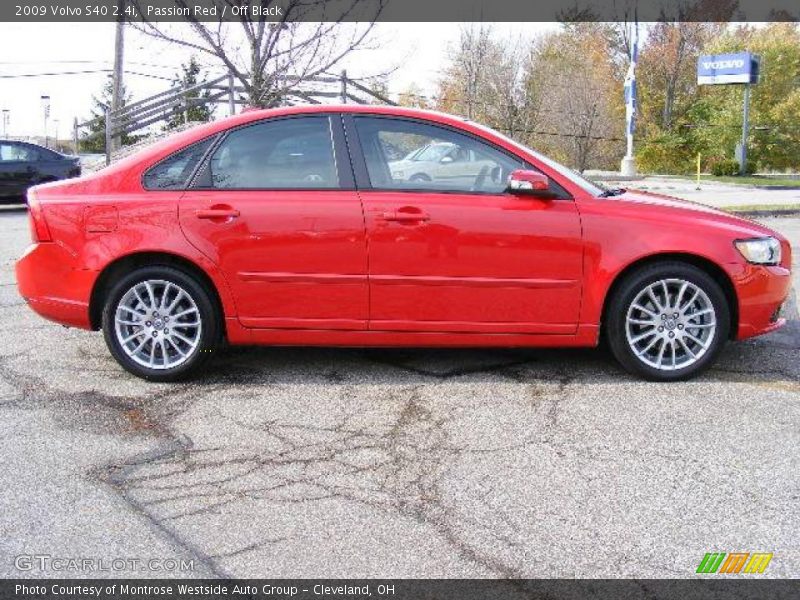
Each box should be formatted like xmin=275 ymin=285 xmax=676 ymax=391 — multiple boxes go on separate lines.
xmin=16 ymin=106 xmax=792 ymax=381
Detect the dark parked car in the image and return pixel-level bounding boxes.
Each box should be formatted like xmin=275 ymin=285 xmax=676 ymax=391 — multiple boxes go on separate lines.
xmin=0 ymin=141 xmax=81 ymax=203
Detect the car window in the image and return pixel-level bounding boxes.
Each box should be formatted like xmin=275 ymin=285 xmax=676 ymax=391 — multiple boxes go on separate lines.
xmin=37 ymin=148 xmax=62 ymax=161
xmin=143 ymin=137 xmax=215 ymax=190
xmin=0 ymin=143 xmax=39 ymax=162
xmin=209 ymin=116 xmax=338 ymax=189
xmin=353 ymin=117 xmax=524 ymax=194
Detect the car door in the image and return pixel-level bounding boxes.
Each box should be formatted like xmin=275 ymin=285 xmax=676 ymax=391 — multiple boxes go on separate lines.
xmin=177 ymin=114 xmax=369 ymax=330
xmin=345 ymin=114 xmax=583 ymax=334
xmin=0 ymin=142 xmax=40 ymax=199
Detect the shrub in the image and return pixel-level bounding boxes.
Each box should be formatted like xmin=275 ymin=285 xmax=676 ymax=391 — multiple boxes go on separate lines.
xmin=709 ymin=158 xmax=756 ymax=176
xmin=636 ymin=132 xmax=695 ymax=175
xmin=710 ymin=158 xmax=740 ymax=176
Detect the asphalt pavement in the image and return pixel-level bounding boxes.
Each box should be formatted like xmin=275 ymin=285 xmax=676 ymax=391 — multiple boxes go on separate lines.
xmin=0 ymin=206 xmax=797 ymax=579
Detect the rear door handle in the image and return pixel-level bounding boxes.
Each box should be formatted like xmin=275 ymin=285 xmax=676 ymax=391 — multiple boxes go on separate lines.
xmin=195 ymin=208 xmax=240 ymax=220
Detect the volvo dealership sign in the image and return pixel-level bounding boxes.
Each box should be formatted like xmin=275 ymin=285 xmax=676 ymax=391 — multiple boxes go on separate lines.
xmin=697 ymin=52 xmax=760 ymax=175
xmin=697 ymin=52 xmax=759 ymax=85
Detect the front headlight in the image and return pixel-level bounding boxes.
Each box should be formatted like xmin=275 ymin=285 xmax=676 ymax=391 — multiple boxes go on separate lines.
xmin=735 ymin=237 xmax=782 ymax=265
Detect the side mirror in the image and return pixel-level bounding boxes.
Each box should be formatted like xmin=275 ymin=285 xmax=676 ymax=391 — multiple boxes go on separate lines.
xmin=440 ymin=155 xmax=454 ymax=164
xmin=507 ymin=169 xmax=551 ymax=197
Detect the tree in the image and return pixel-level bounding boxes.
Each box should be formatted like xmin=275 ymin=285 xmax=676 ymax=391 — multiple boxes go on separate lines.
xmin=434 ymin=24 xmax=624 ymax=171
xmin=523 ymin=24 xmax=624 ymax=171
xmin=81 ymin=80 xmax=139 ymax=153
xmin=637 ymin=23 xmax=723 ymax=131
xmin=165 ymin=56 xmax=215 ymax=130
xmin=436 ymin=26 xmax=539 ymax=144
xmin=132 ymin=0 xmax=386 ymax=108
xmin=698 ymin=23 xmax=800 ymax=171
xmin=397 ymin=83 xmax=431 ymax=110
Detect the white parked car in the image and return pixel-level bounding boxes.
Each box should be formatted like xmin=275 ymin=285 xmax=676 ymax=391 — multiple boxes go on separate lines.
xmin=388 ymin=142 xmax=502 ymax=189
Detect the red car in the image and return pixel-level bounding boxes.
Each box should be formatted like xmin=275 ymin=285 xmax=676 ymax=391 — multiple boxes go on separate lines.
xmin=15 ymin=106 xmax=792 ymax=381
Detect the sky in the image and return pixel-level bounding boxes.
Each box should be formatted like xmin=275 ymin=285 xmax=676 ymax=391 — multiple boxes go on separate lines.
xmin=0 ymin=22 xmax=558 ymax=139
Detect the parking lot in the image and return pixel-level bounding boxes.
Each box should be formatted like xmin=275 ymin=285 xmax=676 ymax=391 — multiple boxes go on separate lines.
xmin=0 ymin=205 xmax=798 ymax=579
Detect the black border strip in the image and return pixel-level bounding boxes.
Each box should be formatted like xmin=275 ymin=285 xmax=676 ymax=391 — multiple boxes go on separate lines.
xmin=4 ymin=578 xmax=800 ymax=600
xmin=2 ymin=0 xmax=798 ymax=23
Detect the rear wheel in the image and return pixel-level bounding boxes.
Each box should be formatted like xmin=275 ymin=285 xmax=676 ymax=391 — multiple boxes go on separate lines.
xmin=606 ymin=262 xmax=730 ymax=381
xmin=102 ymin=266 xmax=219 ymax=381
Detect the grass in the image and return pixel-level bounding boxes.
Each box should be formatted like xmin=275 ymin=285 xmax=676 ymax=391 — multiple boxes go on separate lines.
xmin=721 ymin=203 xmax=800 ymax=214
xmin=646 ymin=174 xmax=800 ymax=187
xmin=700 ymin=175 xmax=800 ymax=187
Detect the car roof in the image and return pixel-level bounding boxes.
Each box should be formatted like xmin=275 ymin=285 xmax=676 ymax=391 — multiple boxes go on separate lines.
xmin=2 ymin=140 xmax=55 ymax=152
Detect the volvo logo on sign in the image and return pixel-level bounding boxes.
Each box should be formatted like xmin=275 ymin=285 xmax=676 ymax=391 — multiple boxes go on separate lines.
xmin=702 ymin=59 xmax=745 ymax=70
xmin=697 ymin=52 xmax=759 ymax=85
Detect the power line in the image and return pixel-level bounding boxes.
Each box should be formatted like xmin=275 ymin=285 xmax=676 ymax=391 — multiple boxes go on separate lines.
xmin=0 ymin=69 xmax=112 ymax=78
xmin=0 ymin=60 xmax=175 ymax=69
xmin=0 ymin=69 xmax=175 ymax=81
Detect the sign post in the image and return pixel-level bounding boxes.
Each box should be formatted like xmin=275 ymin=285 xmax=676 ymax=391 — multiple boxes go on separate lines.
xmin=620 ymin=20 xmax=638 ymax=177
xmin=740 ymin=83 xmax=751 ymax=174
xmin=697 ymin=52 xmax=760 ymax=175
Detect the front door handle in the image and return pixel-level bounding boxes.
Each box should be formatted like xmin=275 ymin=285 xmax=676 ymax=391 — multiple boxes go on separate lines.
xmin=195 ymin=208 xmax=240 ymax=220
xmin=381 ymin=207 xmax=430 ymax=222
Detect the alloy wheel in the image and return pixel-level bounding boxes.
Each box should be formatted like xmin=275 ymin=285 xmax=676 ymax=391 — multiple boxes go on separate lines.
xmin=625 ymin=278 xmax=717 ymax=371
xmin=114 ymin=279 xmax=202 ymax=370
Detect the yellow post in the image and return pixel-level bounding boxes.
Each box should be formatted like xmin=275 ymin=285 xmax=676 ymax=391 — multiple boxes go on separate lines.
xmin=696 ymin=153 xmax=701 ymax=190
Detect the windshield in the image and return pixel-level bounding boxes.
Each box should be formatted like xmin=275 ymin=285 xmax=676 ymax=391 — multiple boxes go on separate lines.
xmin=468 ymin=121 xmax=607 ymax=196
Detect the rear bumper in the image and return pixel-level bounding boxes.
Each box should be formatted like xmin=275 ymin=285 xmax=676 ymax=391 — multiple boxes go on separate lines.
xmin=15 ymin=242 xmax=95 ymax=329
xmin=730 ymin=263 xmax=792 ymax=340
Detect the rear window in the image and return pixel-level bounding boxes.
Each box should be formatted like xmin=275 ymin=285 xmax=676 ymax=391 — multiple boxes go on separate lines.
xmin=143 ymin=137 xmax=215 ymax=190
xmin=208 ymin=117 xmax=338 ymax=189
xmin=0 ymin=143 xmax=40 ymax=162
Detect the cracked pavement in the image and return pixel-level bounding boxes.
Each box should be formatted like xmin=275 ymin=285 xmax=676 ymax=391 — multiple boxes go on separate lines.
xmin=0 ymin=207 xmax=798 ymax=579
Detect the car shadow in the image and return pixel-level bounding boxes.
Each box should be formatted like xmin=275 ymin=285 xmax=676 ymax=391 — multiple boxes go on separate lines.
xmin=186 ymin=319 xmax=799 ymax=388
xmin=194 ymin=344 xmax=619 ymax=386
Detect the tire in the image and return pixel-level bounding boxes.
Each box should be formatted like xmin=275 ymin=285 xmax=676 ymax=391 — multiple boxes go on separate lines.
xmin=409 ymin=173 xmax=431 ymax=182
xmin=606 ymin=262 xmax=730 ymax=381
xmin=102 ymin=266 xmax=220 ymax=382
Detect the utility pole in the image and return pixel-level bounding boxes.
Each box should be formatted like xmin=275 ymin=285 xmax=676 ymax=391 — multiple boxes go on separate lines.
xmin=40 ymin=95 xmax=50 ymax=148
xmin=227 ymin=72 xmax=236 ymax=116
xmin=110 ymin=0 xmax=125 ymax=151
xmin=1 ymin=110 xmax=8 ymax=138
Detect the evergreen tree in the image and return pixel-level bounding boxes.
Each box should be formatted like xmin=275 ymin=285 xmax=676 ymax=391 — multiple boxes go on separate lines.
xmin=165 ymin=57 xmax=215 ymax=130
xmin=80 ymin=80 xmax=139 ymax=153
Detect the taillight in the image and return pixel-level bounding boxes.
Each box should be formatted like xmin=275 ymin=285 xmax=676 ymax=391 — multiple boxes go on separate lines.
xmin=26 ymin=190 xmax=52 ymax=242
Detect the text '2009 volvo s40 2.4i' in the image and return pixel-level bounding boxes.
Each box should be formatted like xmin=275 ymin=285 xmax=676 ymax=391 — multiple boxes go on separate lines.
xmin=15 ymin=106 xmax=792 ymax=382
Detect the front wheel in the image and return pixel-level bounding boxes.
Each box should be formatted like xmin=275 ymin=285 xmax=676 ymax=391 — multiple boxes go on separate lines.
xmin=606 ymin=262 xmax=730 ymax=381
xmin=102 ymin=266 xmax=220 ymax=381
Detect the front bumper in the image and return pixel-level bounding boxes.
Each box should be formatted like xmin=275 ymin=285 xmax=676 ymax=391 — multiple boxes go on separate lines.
xmin=15 ymin=242 xmax=96 ymax=329
xmin=731 ymin=262 xmax=792 ymax=340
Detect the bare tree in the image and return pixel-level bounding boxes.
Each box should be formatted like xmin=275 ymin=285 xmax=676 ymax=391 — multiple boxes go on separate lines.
xmin=131 ymin=0 xmax=386 ymax=107
xmin=525 ymin=24 xmax=623 ymax=171
xmin=437 ymin=27 xmax=541 ymax=139
xmin=460 ymin=25 xmax=493 ymax=120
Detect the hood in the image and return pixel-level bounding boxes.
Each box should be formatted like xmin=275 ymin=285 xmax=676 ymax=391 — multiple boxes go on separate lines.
xmin=614 ymin=189 xmax=727 ymax=215
xmin=604 ymin=188 xmax=785 ymax=242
